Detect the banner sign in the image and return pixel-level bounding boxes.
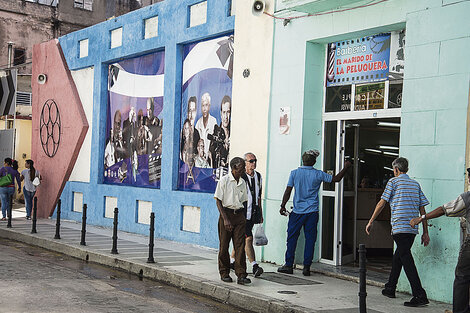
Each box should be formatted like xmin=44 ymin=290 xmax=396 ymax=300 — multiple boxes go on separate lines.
xmin=104 ymin=51 xmax=165 ymax=188
xmin=326 ymin=33 xmax=391 ymax=87
xmin=0 ymin=69 xmax=17 ymax=116
xmin=178 ymin=34 xmax=234 ymax=193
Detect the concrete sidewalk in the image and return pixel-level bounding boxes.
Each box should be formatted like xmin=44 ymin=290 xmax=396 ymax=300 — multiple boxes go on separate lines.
xmin=0 ymin=216 xmax=450 ymax=313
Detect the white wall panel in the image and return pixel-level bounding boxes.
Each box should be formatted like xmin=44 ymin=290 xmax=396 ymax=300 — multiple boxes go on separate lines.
xmin=69 ymin=67 xmax=94 ymax=182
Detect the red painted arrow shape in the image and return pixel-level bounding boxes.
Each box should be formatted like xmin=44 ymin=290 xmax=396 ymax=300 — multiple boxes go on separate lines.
xmin=32 ymin=39 xmax=88 ymax=218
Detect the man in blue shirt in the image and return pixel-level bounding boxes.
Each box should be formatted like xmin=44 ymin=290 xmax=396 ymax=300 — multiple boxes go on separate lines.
xmin=278 ymin=150 xmax=351 ymax=276
xmin=366 ymin=157 xmax=429 ymax=307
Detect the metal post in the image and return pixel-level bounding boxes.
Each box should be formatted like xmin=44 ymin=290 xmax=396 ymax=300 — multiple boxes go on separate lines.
xmin=111 ymin=207 xmax=118 ymax=254
xmin=7 ymin=42 xmax=13 ymax=68
xmin=80 ymin=204 xmax=87 ymax=246
xmin=31 ymin=196 xmax=37 ymax=233
xmin=54 ymin=199 xmax=61 ymax=239
xmin=7 ymin=195 xmax=12 ymax=228
xmin=147 ymin=212 xmax=155 ymax=263
xmin=359 ymin=244 xmax=367 ymax=313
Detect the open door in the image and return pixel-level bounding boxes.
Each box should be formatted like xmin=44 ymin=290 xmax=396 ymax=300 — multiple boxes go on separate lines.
xmin=320 ymin=120 xmax=357 ymax=265
xmin=341 ymin=123 xmax=358 ymax=265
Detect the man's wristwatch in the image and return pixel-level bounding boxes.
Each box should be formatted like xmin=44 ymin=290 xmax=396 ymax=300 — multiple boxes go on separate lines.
xmin=421 ymin=214 xmax=426 ymax=221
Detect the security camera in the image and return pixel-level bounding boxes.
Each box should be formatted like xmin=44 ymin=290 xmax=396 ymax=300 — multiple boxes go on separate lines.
xmin=37 ymin=74 xmax=47 ymax=85
xmin=252 ymin=0 xmax=265 ymax=15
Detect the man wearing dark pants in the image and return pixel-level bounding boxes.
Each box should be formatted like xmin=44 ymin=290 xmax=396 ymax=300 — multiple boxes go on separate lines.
xmin=410 ymin=167 xmax=470 ymax=313
xmin=215 ymin=157 xmax=250 ymax=285
xmin=278 ymin=150 xmax=350 ymax=276
xmin=366 ymin=157 xmax=429 ymax=307
xmin=230 ymin=152 xmax=264 ymax=277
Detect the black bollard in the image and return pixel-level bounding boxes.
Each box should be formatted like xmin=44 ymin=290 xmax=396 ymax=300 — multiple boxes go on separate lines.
xmin=80 ymin=204 xmax=87 ymax=246
xmin=54 ymin=199 xmax=61 ymax=239
xmin=31 ymin=197 xmax=37 ymax=233
xmin=147 ymin=212 xmax=155 ymax=263
xmin=359 ymin=244 xmax=367 ymax=313
xmin=7 ymin=195 xmax=12 ymax=228
xmin=111 ymin=207 xmax=118 ymax=254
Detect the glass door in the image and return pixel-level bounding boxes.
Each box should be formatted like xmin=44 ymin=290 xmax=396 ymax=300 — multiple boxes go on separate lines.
xmin=340 ymin=123 xmax=358 ymax=265
xmin=320 ymin=120 xmax=344 ymax=265
xmin=320 ymin=120 xmax=357 ymax=265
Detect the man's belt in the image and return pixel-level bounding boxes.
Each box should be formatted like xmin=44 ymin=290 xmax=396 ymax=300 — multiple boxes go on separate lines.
xmin=223 ymin=206 xmax=244 ymax=214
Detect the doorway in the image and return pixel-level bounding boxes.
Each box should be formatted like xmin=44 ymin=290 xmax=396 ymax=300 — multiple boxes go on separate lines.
xmin=320 ymin=117 xmax=400 ymax=267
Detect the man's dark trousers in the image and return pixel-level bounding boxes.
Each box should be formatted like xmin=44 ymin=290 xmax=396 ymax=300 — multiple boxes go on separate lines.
xmin=385 ymin=233 xmax=427 ymax=298
xmin=285 ymin=211 xmax=319 ymax=267
xmin=453 ymin=238 xmax=470 ymax=313
xmin=218 ymin=208 xmax=247 ymax=279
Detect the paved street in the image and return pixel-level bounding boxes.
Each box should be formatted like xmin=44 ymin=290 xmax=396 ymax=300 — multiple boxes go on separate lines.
xmin=0 ymin=218 xmax=453 ymax=313
xmin=0 ymin=238 xmax=250 ymax=313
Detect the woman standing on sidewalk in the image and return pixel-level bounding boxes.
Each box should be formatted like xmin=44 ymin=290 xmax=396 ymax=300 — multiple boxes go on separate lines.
xmin=20 ymin=160 xmax=40 ymax=220
xmin=0 ymin=158 xmax=21 ymax=220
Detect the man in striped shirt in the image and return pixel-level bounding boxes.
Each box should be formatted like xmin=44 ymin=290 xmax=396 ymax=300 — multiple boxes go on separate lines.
xmin=366 ymin=157 xmax=430 ymax=307
xmin=410 ymin=167 xmax=470 ymax=313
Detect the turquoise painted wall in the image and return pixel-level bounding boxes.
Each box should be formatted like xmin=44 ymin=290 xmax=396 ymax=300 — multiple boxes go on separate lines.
xmin=265 ymin=0 xmax=470 ymax=303
xmin=55 ymin=0 xmax=234 ymax=248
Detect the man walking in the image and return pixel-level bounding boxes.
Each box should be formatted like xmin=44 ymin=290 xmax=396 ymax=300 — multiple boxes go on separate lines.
xmin=230 ymin=153 xmax=264 ymax=277
xmin=410 ymin=167 xmax=470 ymax=313
xmin=278 ymin=150 xmax=350 ymax=276
xmin=214 ymin=157 xmax=251 ymax=285
xmin=366 ymin=157 xmax=429 ymax=307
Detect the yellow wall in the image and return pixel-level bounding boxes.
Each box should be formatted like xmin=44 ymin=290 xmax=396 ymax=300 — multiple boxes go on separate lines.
xmin=15 ymin=119 xmax=32 ymax=173
xmin=0 ymin=118 xmax=32 ymax=172
xmin=230 ymin=0 xmax=274 ymax=182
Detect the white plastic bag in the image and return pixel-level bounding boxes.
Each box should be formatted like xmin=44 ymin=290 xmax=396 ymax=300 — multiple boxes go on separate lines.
xmin=32 ymin=176 xmax=40 ymax=187
xmin=254 ymin=225 xmax=268 ymax=246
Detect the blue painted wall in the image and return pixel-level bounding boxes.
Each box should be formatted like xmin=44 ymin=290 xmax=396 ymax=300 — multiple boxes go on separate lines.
xmin=57 ymin=0 xmax=234 ymax=248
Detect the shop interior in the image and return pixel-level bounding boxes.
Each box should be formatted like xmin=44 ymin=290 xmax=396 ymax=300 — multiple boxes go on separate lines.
xmin=342 ymin=117 xmax=400 ymax=272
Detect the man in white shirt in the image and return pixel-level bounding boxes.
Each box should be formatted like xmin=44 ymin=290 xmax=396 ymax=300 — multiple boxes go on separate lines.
xmin=230 ymin=153 xmax=264 ymax=277
xmin=195 ymin=92 xmax=217 ymax=159
xmin=214 ymin=157 xmax=250 ymax=285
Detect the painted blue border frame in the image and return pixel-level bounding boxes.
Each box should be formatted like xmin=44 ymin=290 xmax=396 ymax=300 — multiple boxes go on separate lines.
xmin=57 ymin=0 xmax=234 ymax=248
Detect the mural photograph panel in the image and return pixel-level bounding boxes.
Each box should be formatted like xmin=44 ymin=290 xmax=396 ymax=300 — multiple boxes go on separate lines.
xmin=178 ymin=34 xmax=233 ymax=193
xmin=104 ymin=51 xmax=165 ymax=188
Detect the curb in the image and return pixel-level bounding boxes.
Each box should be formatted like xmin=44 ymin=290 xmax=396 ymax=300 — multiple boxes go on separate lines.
xmin=0 ymin=227 xmax=312 ymax=313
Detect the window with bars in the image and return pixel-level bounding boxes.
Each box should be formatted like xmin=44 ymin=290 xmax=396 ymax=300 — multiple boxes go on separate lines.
xmin=74 ymin=0 xmax=93 ymax=11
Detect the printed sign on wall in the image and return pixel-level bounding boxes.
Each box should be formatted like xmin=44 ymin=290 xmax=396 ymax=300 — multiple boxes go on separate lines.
xmin=326 ymin=33 xmax=391 ymax=87
xmin=103 ymin=51 xmax=165 ymax=188
xmin=279 ymin=107 xmax=290 ymax=135
xmin=178 ymin=34 xmax=234 ymax=193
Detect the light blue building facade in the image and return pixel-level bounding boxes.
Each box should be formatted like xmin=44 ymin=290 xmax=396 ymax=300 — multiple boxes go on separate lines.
xmin=263 ymin=0 xmax=470 ymax=303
